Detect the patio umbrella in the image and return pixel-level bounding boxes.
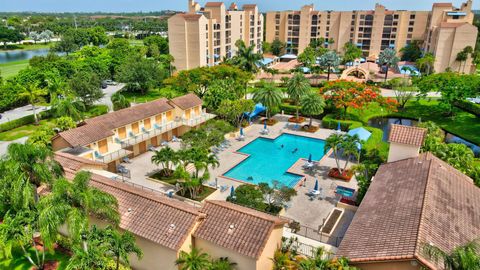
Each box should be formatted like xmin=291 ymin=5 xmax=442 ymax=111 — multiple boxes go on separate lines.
xmin=313 ymin=178 xmax=319 ymax=191
xmin=308 ymin=154 xmax=312 ymax=163
xmin=240 ymin=128 xmax=244 ymax=136
xmin=337 ymin=122 xmax=341 ymax=131
xmin=230 ymin=186 xmax=235 ymax=198
xmin=264 ymin=120 xmax=267 ymax=129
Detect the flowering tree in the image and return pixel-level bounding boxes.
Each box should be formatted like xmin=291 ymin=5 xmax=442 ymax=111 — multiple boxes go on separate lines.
xmin=319 ymin=80 xmax=398 ymax=117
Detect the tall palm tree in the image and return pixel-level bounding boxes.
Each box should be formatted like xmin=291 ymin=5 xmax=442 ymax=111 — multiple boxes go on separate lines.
xmin=232 ymin=40 xmax=263 ymax=74
xmin=416 ymin=53 xmax=435 ymax=75
xmin=151 ymin=146 xmax=178 ymax=176
xmin=422 ymin=240 xmax=480 ymax=270
xmin=175 ymin=247 xmax=211 ymax=270
xmin=19 ymin=83 xmax=48 ymax=124
xmin=379 ymin=48 xmax=400 ymax=82
xmin=340 ymin=134 xmax=361 ymax=173
xmin=301 ymin=93 xmax=325 ymax=127
xmin=318 ymin=51 xmax=341 ymax=81
xmin=209 ymin=257 xmax=237 ymax=270
xmin=252 ymin=83 xmax=283 ymax=120
xmin=456 ymin=51 xmax=468 ymax=73
xmin=38 ymin=171 xmax=119 ymax=246
xmin=51 ymin=96 xmax=85 ymax=121
xmin=111 ymin=92 xmax=131 ymax=111
xmin=6 ymin=143 xmax=62 ymax=203
xmin=101 ymin=225 xmax=143 ymax=270
xmin=286 ymin=73 xmax=311 ymax=120
xmin=45 ymin=75 xmax=67 ymax=102
xmin=66 ymin=244 xmax=109 ymax=270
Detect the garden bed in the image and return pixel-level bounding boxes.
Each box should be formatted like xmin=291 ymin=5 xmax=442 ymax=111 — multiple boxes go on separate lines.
xmin=288 ymin=116 xmax=305 ymax=123
xmin=150 ymin=169 xmax=177 ymax=185
xmin=262 ymin=118 xmax=278 ymax=126
xmin=302 ymin=125 xmax=319 ymax=133
xmin=328 ymin=168 xmax=353 ymax=181
xmin=179 ymin=185 xmax=216 ymax=202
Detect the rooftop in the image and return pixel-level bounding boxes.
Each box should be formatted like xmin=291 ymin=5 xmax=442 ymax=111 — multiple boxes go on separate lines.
xmin=336 ymin=153 xmax=480 ymax=269
xmin=169 ymin=93 xmax=203 ymax=110
xmin=388 ymin=124 xmax=427 ymax=147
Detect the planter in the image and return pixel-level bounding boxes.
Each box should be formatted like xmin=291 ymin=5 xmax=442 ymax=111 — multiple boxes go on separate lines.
xmin=32 ymin=261 xmax=59 ymax=270
xmin=262 ymin=118 xmax=278 ymax=126
xmin=302 ymin=125 xmax=319 ymax=133
xmin=328 ymin=168 xmax=353 ymax=181
xmin=288 ymin=116 xmax=305 ymax=123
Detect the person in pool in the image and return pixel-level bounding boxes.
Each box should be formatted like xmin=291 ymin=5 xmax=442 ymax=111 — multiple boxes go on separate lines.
xmin=292 ymin=148 xmax=298 ymax=153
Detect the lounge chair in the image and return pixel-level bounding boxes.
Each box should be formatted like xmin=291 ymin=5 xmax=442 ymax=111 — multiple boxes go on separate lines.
xmin=141 ymin=127 xmax=150 ymax=133
xmin=236 ymin=135 xmax=245 ymax=141
xmin=220 ymin=185 xmax=229 ymax=192
xmin=154 ymin=123 xmax=162 ymax=130
xmin=122 ymin=156 xmax=132 ymax=163
xmin=129 ymin=131 xmax=136 ymax=138
xmin=260 ymin=128 xmax=269 ymax=135
xmin=94 ymin=151 xmax=103 ymax=159
xmin=172 ymin=136 xmax=182 ymax=142
xmin=114 ymin=137 xmax=123 ymax=144
xmin=161 ymin=140 xmax=168 ymax=146
xmin=148 ymin=145 xmax=156 ymax=151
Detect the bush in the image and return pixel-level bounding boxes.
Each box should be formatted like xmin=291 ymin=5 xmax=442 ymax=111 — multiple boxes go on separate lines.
xmin=84 ymin=105 xmax=109 ymax=118
xmin=279 ymin=103 xmax=298 ymax=115
xmin=0 ymin=110 xmax=50 ymax=133
xmin=321 ymin=114 xmax=362 ymax=131
xmin=454 ymin=100 xmax=480 ymax=117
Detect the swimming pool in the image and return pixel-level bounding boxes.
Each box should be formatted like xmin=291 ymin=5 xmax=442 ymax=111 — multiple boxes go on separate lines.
xmin=223 ymin=133 xmax=327 ymax=187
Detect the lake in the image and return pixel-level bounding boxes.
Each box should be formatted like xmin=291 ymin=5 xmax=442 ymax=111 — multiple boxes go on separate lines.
xmin=368 ymin=117 xmax=480 ymax=157
xmin=0 ymin=48 xmax=51 ymax=64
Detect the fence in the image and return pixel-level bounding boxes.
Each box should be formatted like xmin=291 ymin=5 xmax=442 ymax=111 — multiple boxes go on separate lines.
xmin=288 ymin=224 xmax=344 ymax=247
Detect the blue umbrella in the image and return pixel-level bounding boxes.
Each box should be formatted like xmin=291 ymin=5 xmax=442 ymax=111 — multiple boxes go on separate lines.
xmin=240 ymin=128 xmax=244 ymax=136
xmin=264 ymin=120 xmax=267 ymax=129
xmin=313 ymin=178 xmax=319 ymax=191
xmin=337 ymin=122 xmax=341 ymax=131
xmin=308 ymin=154 xmax=312 ymax=163
xmin=230 ymin=186 xmax=235 ymax=197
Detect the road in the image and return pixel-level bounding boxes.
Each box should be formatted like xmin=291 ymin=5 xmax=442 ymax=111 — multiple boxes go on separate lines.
xmin=0 ymin=104 xmax=49 ymax=124
xmin=96 ymin=83 xmax=125 ymax=111
xmin=0 ymin=137 xmax=27 ymax=156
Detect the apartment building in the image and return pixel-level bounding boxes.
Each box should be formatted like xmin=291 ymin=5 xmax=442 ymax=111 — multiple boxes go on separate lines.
xmin=265 ymin=1 xmax=477 ymax=73
xmin=168 ymin=0 xmax=263 ymax=71
xmin=52 ymin=93 xmax=215 ymax=172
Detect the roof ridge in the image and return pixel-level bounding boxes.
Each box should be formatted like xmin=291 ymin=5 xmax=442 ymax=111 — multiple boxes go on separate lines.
xmin=205 ymin=200 xmax=286 ymax=225
xmin=89 ymin=173 xmax=200 ymax=216
xmin=413 ymin=154 xmax=433 ymax=260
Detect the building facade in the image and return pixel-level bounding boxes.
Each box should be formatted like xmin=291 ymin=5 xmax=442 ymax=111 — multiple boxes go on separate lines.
xmin=169 ymin=1 xmax=263 ymax=71
xmin=265 ymin=1 xmax=476 ymax=73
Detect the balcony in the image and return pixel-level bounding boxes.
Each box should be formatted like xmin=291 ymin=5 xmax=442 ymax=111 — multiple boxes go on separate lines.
xmin=119 ymin=120 xmax=183 ymax=147
xmin=182 ymin=113 xmax=216 ymax=127
xmin=95 ymin=148 xmax=133 ymax=164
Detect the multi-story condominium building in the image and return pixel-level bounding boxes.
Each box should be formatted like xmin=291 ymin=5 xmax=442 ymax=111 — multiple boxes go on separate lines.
xmin=265 ymin=1 xmax=477 ymax=73
xmin=168 ymin=0 xmax=263 ymax=71
xmin=52 ymin=93 xmax=215 ymax=172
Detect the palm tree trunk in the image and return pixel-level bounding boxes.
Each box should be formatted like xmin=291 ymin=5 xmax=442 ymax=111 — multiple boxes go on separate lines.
xmin=309 ymin=116 xmax=313 ymax=127
xmin=332 ymin=148 xmax=342 ymax=173
xmin=21 ymin=245 xmax=39 ymax=269
xmin=327 ymin=67 xmax=331 ymax=81
xmin=295 ymin=100 xmax=299 ymax=120
xmin=384 ymin=65 xmax=389 ymax=82
xmin=116 ymin=256 xmax=120 ymax=270
xmin=32 ymin=104 xmax=38 ymax=124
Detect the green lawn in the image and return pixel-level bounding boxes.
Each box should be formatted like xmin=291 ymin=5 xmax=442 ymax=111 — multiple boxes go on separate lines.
xmin=122 ymin=88 xmax=184 ymax=103
xmin=0 ymin=119 xmax=56 ymax=141
xmin=0 ymin=247 xmax=69 ymax=270
xmin=0 ymin=59 xmax=30 ymax=78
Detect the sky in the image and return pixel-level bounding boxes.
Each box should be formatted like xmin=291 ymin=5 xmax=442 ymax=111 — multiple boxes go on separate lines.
xmin=2 ymin=0 xmax=479 ymax=13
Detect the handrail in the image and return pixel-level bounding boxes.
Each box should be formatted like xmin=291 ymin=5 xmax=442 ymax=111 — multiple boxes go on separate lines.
xmin=121 ymin=121 xmax=182 ymax=147
xmin=100 ymin=148 xmax=132 ymax=164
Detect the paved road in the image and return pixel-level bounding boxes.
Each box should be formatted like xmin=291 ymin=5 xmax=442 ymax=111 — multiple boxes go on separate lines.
xmin=0 ymin=136 xmax=28 ymax=156
xmin=0 ymin=105 xmax=49 ymax=124
xmin=380 ymin=88 xmax=441 ymax=98
xmin=96 ymin=83 xmax=125 ymax=111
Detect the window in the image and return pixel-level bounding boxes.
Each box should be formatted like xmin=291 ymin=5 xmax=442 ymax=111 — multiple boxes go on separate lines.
xmin=409 ymin=21 xmax=414 ymax=26
xmin=394 ymin=14 xmax=399 ymax=19
xmin=410 ymin=14 xmax=416 ymax=20
xmin=275 ymin=14 xmax=280 ymax=19
xmin=408 ymin=27 xmax=413 ymax=32
xmin=407 ymin=33 xmax=412 ymax=38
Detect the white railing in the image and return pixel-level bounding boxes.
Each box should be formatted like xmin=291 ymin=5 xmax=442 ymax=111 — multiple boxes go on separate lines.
xmin=120 ymin=121 xmax=182 ymax=147
xmin=182 ymin=113 xmax=216 ymax=126
xmin=96 ymin=148 xmax=132 ymax=164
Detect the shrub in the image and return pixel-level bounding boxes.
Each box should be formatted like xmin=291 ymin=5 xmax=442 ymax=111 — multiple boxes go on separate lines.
xmin=0 ymin=110 xmax=50 ymax=133
xmin=454 ymin=100 xmax=480 ymax=117
xmin=84 ymin=105 xmax=109 ymax=118
xmin=321 ymin=114 xmax=362 ymax=131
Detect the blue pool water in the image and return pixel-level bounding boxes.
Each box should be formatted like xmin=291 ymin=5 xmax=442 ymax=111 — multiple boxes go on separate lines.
xmin=224 ymin=133 xmax=327 ymax=187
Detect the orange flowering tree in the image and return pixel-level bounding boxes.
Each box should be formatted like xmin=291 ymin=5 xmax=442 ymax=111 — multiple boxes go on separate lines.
xmin=319 ymin=80 xmax=398 ymax=118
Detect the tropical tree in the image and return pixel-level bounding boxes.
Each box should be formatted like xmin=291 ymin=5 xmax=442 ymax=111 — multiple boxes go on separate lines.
xmin=456 ymin=46 xmax=474 ymax=73
xmin=252 ymin=83 xmax=283 ymax=120
xmin=209 ymin=257 xmax=237 ymax=270
xmin=38 ymin=171 xmax=119 ymax=246
xmin=318 ymin=51 xmax=341 ymax=81
xmin=69 ymin=71 xmax=103 ymax=106
xmin=286 ymin=73 xmax=311 ymax=120
xmin=258 ymin=181 xmax=297 ymax=213
xmin=45 ymin=74 xmax=67 ymax=101
xmin=51 ymin=96 xmax=85 ymax=121
xmin=378 ymin=48 xmax=399 ymax=82
xmin=111 ymin=92 xmax=131 ymax=111
xmin=98 ymin=225 xmax=143 ymax=270
xmin=27 ymin=126 xmax=56 ymax=148
xmin=116 ymin=56 xmax=167 ymax=94
xmin=66 ymin=242 xmax=109 ymax=270
xmin=19 ymin=82 xmax=47 ymax=124
xmin=231 ymin=40 xmax=263 ymax=73
xmin=301 ymin=92 xmax=325 ymax=127
xmin=297 ymin=47 xmax=317 ymax=69
xmin=422 ymin=239 xmax=480 ymax=270
xmin=342 ymin=42 xmax=362 ymax=66
xmin=416 ymin=53 xmax=435 ymax=75
xmin=325 ymin=134 xmax=361 ymax=176
xmin=400 ymin=40 xmax=422 ymax=61
xmin=271 ymin=39 xmax=286 ymax=56
xmin=55 ymin=116 xmax=77 ymax=131
xmin=151 ymin=146 xmax=178 ymax=176
xmin=175 ymin=247 xmax=211 ymax=270
xmin=5 ymin=143 xmax=62 ymax=202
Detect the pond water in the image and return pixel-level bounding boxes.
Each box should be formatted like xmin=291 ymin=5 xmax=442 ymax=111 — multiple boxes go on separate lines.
xmin=368 ymin=117 xmax=480 ymax=157
xmin=0 ymin=48 xmax=51 ymax=64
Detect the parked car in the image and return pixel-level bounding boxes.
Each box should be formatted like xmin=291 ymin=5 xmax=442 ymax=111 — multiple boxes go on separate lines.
xmin=104 ymin=80 xmax=117 ymax=85
xmin=101 ymin=81 xmax=108 ymax=89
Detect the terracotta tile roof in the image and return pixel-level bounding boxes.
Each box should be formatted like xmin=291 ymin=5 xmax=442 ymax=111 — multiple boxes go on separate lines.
xmin=178 ymin=13 xmax=204 ymax=21
xmin=56 ymin=97 xmax=174 ymax=147
xmin=205 ymin=2 xmax=224 ymax=7
xmin=433 ymin=3 xmax=453 ymax=7
xmin=170 ymin=93 xmax=202 ymax=110
xmin=54 ymin=152 xmax=106 ymax=171
xmin=388 ymin=124 xmax=427 ymax=147
xmin=242 ymin=4 xmax=257 ymax=9
xmin=194 ymin=200 xmax=288 ymax=259
xmin=336 ymin=153 xmax=480 ymax=269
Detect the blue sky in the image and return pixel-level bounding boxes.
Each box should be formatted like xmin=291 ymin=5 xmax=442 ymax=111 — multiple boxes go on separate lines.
xmin=3 ymin=0 xmax=479 ymax=13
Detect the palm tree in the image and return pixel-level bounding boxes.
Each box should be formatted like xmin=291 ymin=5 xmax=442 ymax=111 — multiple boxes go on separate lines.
xmin=232 ymin=40 xmax=263 ymax=74
xmin=45 ymin=75 xmax=67 ymax=102
xmin=38 ymin=171 xmax=119 ymax=246
xmin=422 ymin=240 xmax=480 ymax=270
xmin=111 ymin=92 xmax=131 ymax=111
xmin=101 ymin=225 xmax=143 ymax=270
xmin=416 ymin=53 xmax=435 ymax=75
xmin=301 ymin=93 xmax=325 ymax=127
xmin=456 ymin=51 xmax=468 ymax=73
xmin=340 ymin=134 xmax=361 ymax=174
xmin=66 ymin=244 xmax=109 ymax=270
xmin=51 ymin=96 xmax=85 ymax=121
xmin=286 ymin=73 xmax=311 ymax=120
xmin=252 ymin=83 xmax=283 ymax=121
xmin=271 ymin=249 xmax=296 ymax=270
xmin=151 ymin=146 xmax=178 ymax=176
xmin=401 ymin=66 xmax=413 ymax=78
xmin=5 ymin=143 xmax=62 ymax=203
xmin=318 ymin=51 xmax=341 ymax=81
xmin=175 ymin=247 xmax=211 ymax=270
xmin=19 ymin=83 xmax=48 ymax=124
xmin=379 ymin=48 xmax=399 ymax=82
xmin=209 ymin=257 xmax=237 ymax=270
xmin=325 ymin=133 xmax=344 ymax=175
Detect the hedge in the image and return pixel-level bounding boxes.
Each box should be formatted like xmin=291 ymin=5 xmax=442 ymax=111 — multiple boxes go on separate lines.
xmin=0 ymin=110 xmax=51 ymax=133
xmin=454 ymin=100 xmax=480 ymax=117
xmin=279 ymin=103 xmax=299 ymax=115
xmin=321 ymin=114 xmax=362 ymax=131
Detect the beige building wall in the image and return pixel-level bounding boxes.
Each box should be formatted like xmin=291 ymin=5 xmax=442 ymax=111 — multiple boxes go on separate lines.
xmin=255 ymin=226 xmax=284 ymax=270
xmin=387 ymin=142 xmax=421 ymax=163
xmin=194 ymin=238 xmax=257 ymax=270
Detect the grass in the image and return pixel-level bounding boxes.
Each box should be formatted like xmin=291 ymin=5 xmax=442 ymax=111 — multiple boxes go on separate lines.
xmin=122 ymin=88 xmax=184 ymax=103
xmin=0 ymin=59 xmax=29 ymax=78
xmin=0 ymin=247 xmax=69 ymax=270
xmin=0 ymin=119 xmax=55 ymax=141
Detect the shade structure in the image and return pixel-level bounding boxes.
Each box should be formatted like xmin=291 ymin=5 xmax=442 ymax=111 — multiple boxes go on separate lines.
xmin=337 ymin=122 xmax=341 ymax=131
xmin=264 ymin=120 xmax=267 ymax=129
xmin=230 ymin=186 xmax=235 ymax=197
xmin=313 ymin=178 xmax=319 ymax=191
xmin=347 ymin=127 xmax=372 ymax=150
xmin=240 ymin=128 xmax=244 ymax=136
xmin=308 ymin=154 xmax=312 ymax=163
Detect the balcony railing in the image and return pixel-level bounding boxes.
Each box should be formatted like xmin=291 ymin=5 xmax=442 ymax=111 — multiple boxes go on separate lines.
xmin=95 ymin=148 xmax=132 ymax=164
xmin=182 ymin=113 xmax=216 ymax=127
xmin=119 ymin=120 xmax=183 ymax=147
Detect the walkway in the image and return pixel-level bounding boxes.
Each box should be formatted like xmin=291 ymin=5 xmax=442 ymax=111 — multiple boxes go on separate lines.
xmin=0 ymin=104 xmax=49 ymax=124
